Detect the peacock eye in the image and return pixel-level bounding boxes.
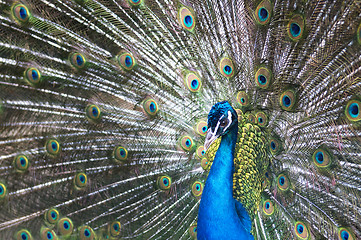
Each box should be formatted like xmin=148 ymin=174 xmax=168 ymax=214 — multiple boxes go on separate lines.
xmin=220 ymin=119 xmax=228 ymax=127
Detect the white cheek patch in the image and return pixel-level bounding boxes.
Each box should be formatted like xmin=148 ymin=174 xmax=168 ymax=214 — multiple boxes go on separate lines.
xmin=204 ymin=115 xmax=223 ymax=151
xmin=212 ymin=114 xmax=223 ymax=136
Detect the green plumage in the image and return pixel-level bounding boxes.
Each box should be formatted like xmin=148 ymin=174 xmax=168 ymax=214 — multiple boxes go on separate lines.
xmin=206 ymin=112 xmax=269 ymax=222
xmin=0 ymin=0 xmax=360 ymax=239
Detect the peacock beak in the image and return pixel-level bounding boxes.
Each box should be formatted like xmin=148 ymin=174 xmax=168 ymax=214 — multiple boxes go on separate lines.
xmin=204 ymin=128 xmax=220 ymax=151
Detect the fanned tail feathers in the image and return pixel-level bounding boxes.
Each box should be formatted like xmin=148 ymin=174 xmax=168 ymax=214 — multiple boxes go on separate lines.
xmin=0 ymin=0 xmax=360 ymax=239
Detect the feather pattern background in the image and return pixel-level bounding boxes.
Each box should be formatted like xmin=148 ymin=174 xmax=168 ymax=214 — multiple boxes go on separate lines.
xmin=0 ymin=0 xmax=360 ymax=239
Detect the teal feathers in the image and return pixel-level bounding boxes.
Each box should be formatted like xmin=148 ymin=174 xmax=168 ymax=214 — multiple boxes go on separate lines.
xmin=0 ymin=0 xmax=361 ymax=239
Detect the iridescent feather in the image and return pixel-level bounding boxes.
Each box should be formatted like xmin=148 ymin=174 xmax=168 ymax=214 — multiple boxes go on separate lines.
xmin=0 ymin=0 xmax=360 ymax=239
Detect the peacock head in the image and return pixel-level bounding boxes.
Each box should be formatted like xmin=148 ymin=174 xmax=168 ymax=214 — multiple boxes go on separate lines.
xmin=204 ymin=101 xmax=238 ymax=150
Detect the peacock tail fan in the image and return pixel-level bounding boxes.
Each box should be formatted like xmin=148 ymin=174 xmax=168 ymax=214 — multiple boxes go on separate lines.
xmin=0 ymin=0 xmax=360 ymax=239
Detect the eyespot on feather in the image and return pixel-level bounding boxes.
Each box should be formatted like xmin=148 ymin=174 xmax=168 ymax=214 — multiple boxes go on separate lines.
xmin=256 ymin=112 xmax=268 ymax=127
xmin=255 ymin=67 xmax=272 ymax=89
xmin=45 ymin=139 xmax=61 ymax=156
xmin=45 ymin=208 xmax=60 ymax=224
xmin=69 ymin=52 xmax=86 ymax=69
xmin=74 ymin=172 xmax=88 ymax=189
xmin=24 ymin=67 xmax=42 ymax=86
xmin=237 ymin=91 xmax=250 ymax=107
xmin=15 ymin=229 xmax=33 ymax=240
xmin=196 ymin=146 xmax=206 ymax=158
xmin=117 ymin=52 xmax=136 ymax=70
xmin=269 ymin=137 xmax=282 ymax=155
xmin=143 ymin=98 xmax=159 ymax=116
xmin=185 ymin=72 xmax=202 ymax=92
xmin=294 ymin=221 xmax=310 ymax=240
xmin=57 ymin=217 xmax=74 ymax=236
xmin=113 ymin=146 xmax=128 ymax=162
xmin=287 ymin=14 xmax=305 ymax=41
xmin=338 ymin=227 xmax=355 ymax=240
xmin=201 ymin=158 xmax=209 ymax=170
xmin=255 ymin=0 xmax=272 ymax=25
xmin=40 ymin=228 xmax=57 ymax=240
xmin=86 ymin=104 xmax=102 ymax=122
xmin=128 ymin=0 xmax=143 ymax=7
xmin=280 ymin=89 xmax=297 ymax=111
xmin=312 ymin=148 xmax=332 ymax=168
xmin=12 ymin=3 xmax=31 ymax=23
xmin=277 ymin=173 xmax=290 ymax=191
xmin=247 ymin=113 xmax=256 ymax=124
xmin=219 ymin=57 xmax=235 ymax=78
xmin=157 ymin=175 xmax=172 ymax=190
xmin=262 ymin=199 xmax=274 ymax=216
xmin=189 ymin=223 xmax=197 ymax=239
xmin=108 ymin=221 xmax=121 ymax=237
xmin=178 ymin=6 xmax=196 ymax=32
xmin=196 ymin=120 xmax=208 ymax=136
xmin=345 ymin=99 xmax=361 ymax=122
xmin=179 ymin=135 xmax=195 ymax=151
xmin=78 ymin=226 xmax=96 ymax=240
xmin=0 ymin=182 xmax=7 ymax=200
xmin=14 ymin=154 xmax=29 ymax=172
xmin=191 ymin=181 xmax=203 ymax=197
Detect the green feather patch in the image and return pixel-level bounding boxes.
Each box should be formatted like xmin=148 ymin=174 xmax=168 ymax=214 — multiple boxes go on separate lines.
xmin=206 ymin=119 xmax=269 ymax=219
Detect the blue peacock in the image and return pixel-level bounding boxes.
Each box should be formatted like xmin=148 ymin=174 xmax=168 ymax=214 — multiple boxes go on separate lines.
xmin=0 ymin=0 xmax=360 ymax=239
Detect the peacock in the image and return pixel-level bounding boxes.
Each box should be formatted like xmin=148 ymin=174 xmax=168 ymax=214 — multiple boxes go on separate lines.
xmin=0 ymin=0 xmax=360 ymax=239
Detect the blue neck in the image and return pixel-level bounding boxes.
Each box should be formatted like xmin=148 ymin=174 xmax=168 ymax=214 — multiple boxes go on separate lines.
xmin=197 ymin=124 xmax=253 ymax=240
